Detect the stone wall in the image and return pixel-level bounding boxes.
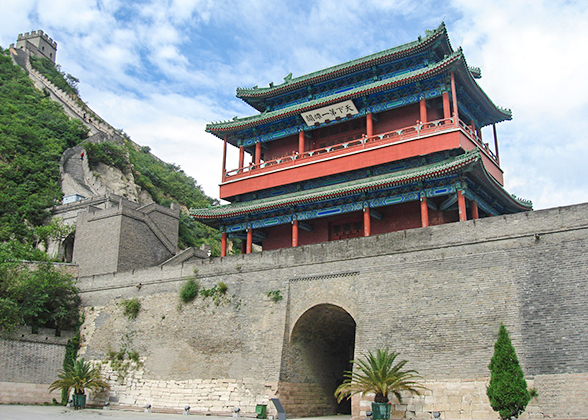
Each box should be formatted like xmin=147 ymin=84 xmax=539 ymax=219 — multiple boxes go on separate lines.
xmin=0 ymin=327 xmax=74 ymax=404
xmin=73 ymin=198 xmax=179 ymax=276
xmin=77 ymin=203 xmax=588 ymax=418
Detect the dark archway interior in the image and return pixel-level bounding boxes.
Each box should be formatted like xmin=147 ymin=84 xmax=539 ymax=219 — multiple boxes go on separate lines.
xmin=281 ymin=304 xmax=356 ymax=416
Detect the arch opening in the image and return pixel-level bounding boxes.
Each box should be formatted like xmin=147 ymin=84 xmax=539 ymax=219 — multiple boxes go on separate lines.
xmin=279 ymin=304 xmax=356 ymax=417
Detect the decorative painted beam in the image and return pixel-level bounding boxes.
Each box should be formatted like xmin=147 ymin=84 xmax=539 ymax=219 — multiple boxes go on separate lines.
xmin=222 ymin=183 xmax=458 ymax=234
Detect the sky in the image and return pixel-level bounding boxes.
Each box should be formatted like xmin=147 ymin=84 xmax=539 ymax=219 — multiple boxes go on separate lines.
xmin=1 ymin=0 xmax=588 ymax=210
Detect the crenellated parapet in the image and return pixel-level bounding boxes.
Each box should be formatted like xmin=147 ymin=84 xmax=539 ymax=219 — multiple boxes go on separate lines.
xmin=17 ymin=30 xmax=57 ymax=49
xmin=14 ymin=29 xmax=57 ymax=62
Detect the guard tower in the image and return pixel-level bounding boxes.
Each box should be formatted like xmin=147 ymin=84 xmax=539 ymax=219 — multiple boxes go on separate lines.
xmin=192 ymin=24 xmax=532 ymax=256
xmin=14 ymin=30 xmax=57 ymax=62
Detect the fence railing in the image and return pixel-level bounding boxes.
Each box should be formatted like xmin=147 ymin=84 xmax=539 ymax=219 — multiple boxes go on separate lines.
xmin=224 ymin=117 xmax=497 ymax=179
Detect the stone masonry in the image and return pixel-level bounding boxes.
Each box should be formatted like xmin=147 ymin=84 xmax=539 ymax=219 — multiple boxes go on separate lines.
xmin=0 ymin=327 xmax=75 ymax=404
xmin=76 ymin=202 xmax=588 ymax=419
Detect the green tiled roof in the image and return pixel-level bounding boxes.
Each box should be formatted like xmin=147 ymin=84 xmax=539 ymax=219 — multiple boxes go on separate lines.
xmin=192 ymin=149 xmax=504 ymax=220
xmin=206 ymin=49 xmax=511 ymax=139
xmin=235 ymin=23 xmax=451 ymax=101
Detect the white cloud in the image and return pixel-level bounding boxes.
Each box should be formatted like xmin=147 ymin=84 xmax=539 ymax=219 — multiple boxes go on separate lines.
xmin=2 ymin=0 xmax=588 ymax=208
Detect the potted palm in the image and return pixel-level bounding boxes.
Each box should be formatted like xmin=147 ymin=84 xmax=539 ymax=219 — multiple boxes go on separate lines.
xmin=49 ymin=358 xmax=110 ymax=409
xmin=335 ymin=348 xmax=425 ymax=420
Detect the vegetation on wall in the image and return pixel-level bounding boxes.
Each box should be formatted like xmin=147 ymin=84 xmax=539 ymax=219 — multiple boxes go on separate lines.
xmin=29 ymin=55 xmax=79 ymax=97
xmin=120 ymin=298 xmax=141 ymax=320
xmin=179 ymin=278 xmax=200 ymax=303
xmin=487 ymin=324 xmax=532 ymax=420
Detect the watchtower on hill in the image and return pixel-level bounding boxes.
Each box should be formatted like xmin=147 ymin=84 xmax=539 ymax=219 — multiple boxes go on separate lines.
xmin=193 ymin=23 xmax=532 ymax=257
xmin=14 ymin=30 xmax=57 ymax=62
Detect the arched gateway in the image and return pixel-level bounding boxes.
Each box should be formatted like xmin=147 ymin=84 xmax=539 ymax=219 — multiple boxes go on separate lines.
xmin=278 ymin=304 xmax=356 ymax=417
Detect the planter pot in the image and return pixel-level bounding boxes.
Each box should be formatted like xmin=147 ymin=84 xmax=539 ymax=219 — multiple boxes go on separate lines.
xmin=372 ymin=402 xmax=391 ymax=420
xmin=72 ymin=394 xmax=86 ymax=410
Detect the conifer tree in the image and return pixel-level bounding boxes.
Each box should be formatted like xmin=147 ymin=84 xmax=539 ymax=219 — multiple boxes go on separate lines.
xmin=487 ymin=324 xmax=531 ymax=420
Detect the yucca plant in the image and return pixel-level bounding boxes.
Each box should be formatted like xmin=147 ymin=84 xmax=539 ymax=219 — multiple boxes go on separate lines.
xmin=49 ymin=358 xmax=110 ymax=396
xmin=335 ymin=348 xmax=425 ymax=404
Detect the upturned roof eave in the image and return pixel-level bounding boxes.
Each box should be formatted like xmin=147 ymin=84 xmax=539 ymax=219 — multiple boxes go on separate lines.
xmin=235 ymin=23 xmax=451 ymax=106
xmin=206 ymin=50 xmax=463 ymax=140
xmin=191 ymin=150 xmax=481 ymax=220
xmin=207 ymin=49 xmax=511 ymax=141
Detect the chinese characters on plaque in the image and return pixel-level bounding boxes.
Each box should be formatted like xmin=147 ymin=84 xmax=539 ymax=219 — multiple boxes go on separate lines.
xmin=301 ymin=100 xmax=359 ymax=126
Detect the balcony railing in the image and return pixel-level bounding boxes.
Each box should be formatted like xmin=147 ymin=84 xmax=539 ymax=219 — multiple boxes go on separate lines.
xmin=224 ymin=117 xmax=498 ymax=180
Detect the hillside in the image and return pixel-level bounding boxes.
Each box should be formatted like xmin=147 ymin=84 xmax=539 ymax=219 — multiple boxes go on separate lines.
xmin=0 ymin=48 xmax=224 ymax=256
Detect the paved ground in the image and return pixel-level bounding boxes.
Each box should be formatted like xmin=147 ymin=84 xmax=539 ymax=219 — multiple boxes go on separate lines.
xmin=0 ymin=405 xmax=350 ymax=420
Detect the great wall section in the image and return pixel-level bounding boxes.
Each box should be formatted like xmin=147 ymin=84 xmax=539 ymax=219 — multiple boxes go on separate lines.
xmin=71 ymin=203 xmax=588 ymax=419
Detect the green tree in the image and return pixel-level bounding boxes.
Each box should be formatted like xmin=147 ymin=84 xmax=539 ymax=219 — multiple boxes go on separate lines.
xmin=335 ymin=348 xmax=425 ymax=404
xmin=487 ymin=324 xmax=531 ymax=420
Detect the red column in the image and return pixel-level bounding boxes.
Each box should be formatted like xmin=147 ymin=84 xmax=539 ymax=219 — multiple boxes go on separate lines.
xmin=254 ymin=142 xmax=261 ymax=166
xmin=458 ymin=190 xmax=467 ymax=222
xmin=471 ymin=200 xmax=479 ymax=220
xmin=451 ymin=72 xmax=459 ymax=124
xmin=238 ymin=146 xmax=245 ymax=169
xmin=292 ymin=220 xmax=299 ymax=247
xmin=420 ymin=195 xmax=429 ymax=227
xmin=221 ymin=233 xmax=227 ymax=257
xmin=241 ymin=240 xmax=246 ymax=254
xmin=419 ymin=97 xmax=427 ymax=123
xmin=442 ymin=91 xmax=451 ymax=119
xmin=363 ymin=207 xmax=371 ymax=237
xmin=246 ymin=229 xmax=253 ymax=254
xmin=366 ymin=113 xmax=373 ymax=138
xmin=222 ymin=135 xmax=228 ymax=180
xmin=298 ymin=131 xmax=305 ymax=155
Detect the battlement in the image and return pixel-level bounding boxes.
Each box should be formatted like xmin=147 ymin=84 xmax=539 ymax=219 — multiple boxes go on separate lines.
xmin=17 ymin=30 xmax=57 ymax=48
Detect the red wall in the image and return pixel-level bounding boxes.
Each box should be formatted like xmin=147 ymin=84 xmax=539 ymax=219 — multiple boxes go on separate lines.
xmin=264 ymin=134 xmax=298 ymax=161
xmin=375 ymin=104 xmax=420 ymax=133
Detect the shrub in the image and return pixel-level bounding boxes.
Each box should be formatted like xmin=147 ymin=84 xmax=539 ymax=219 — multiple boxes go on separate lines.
xmin=180 ymin=278 xmax=200 ymax=303
xmin=120 ymin=298 xmax=141 ymax=320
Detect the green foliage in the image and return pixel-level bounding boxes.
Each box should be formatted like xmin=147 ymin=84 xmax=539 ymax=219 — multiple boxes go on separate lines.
xmin=266 ymin=290 xmax=283 ymax=303
xmin=487 ymin=324 xmax=531 ymax=420
xmin=48 ymin=358 xmax=110 ymax=396
xmin=0 ymin=49 xmax=88 ymax=243
xmin=0 ymin=256 xmax=80 ymax=332
xmin=84 ymin=141 xmax=129 ymax=172
xmin=120 ymin=298 xmax=141 ymax=320
xmin=335 ymin=348 xmax=425 ymax=404
xmin=200 ymin=283 xmax=230 ymax=306
xmin=29 ymin=56 xmax=79 ymax=97
xmin=179 ymin=278 xmax=200 ymax=303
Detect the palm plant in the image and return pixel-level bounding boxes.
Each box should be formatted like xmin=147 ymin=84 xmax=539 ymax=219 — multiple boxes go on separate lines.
xmin=335 ymin=348 xmax=425 ymax=404
xmin=49 ymin=358 xmax=110 ymax=396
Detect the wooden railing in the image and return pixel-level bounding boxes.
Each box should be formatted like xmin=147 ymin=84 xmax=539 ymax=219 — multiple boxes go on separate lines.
xmin=224 ymin=117 xmax=498 ymax=179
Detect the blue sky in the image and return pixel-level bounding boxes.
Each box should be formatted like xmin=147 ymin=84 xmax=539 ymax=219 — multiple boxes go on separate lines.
xmin=1 ymin=0 xmax=588 ymax=210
